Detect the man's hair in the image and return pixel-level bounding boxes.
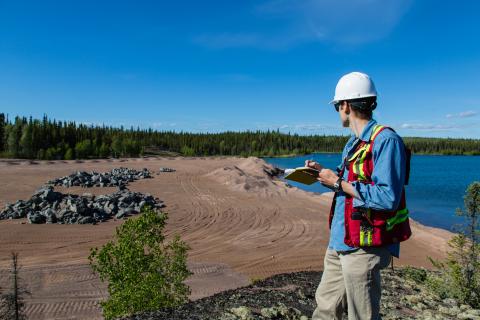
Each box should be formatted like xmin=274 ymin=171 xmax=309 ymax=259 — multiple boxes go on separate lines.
xmin=347 ymin=97 xmax=377 ymax=119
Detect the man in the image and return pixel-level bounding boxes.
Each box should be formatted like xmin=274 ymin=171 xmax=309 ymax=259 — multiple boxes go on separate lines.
xmin=307 ymin=72 xmax=411 ymax=320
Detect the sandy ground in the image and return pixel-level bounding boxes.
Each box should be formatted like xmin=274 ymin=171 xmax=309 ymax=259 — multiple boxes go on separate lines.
xmin=0 ymin=157 xmax=453 ymax=319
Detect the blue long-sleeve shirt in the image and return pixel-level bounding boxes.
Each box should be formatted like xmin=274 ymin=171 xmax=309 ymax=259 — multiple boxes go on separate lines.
xmin=328 ymin=119 xmax=407 ymax=257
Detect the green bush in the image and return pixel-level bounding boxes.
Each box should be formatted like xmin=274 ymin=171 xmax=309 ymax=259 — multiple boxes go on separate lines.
xmin=180 ymin=145 xmax=195 ymax=156
xmin=402 ymin=266 xmax=428 ymax=284
xmin=75 ymin=139 xmax=94 ymax=159
xmin=64 ymin=148 xmax=74 ymax=160
xmin=428 ymin=181 xmax=480 ymax=307
xmin=88 ymin=206 xmax=192 ymax=320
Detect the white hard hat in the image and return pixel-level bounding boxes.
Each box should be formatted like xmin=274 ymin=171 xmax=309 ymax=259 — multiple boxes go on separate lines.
xmin=330 ymin=72 xmax=377 ymax=104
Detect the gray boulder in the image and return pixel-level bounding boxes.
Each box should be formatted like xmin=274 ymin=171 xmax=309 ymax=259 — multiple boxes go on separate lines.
xmin=27 ymin=212 xmax=46 ymax=224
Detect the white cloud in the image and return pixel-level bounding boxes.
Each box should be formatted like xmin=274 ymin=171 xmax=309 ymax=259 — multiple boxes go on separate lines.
xmin=194 ymin=0 xmax=413 ymax=49
xmin=257 ymin=0 xmax=413 ymax=44
xmin=152 ymin=122 xmax=177 ymax=128
xmin=400 ymin=123 xmax=460 ymax=131
xmin=254 ymin=122 xmax=348 ymax=135
xmin=446 ymin=110 xmax=478 ymax=118
xmin=282 ymin=123 xmax=338 ymax=131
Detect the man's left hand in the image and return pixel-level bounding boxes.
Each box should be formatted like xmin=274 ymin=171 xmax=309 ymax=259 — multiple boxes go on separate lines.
xmin=317 ymin=169 xmax=339 ymax=187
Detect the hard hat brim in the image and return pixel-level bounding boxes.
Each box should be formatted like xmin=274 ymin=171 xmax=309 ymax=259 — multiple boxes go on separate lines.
xmin=329 ymin=94 xmax=377 ymax=106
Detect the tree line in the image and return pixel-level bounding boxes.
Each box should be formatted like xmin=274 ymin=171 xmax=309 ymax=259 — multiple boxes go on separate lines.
xmin=0 ymin=113 xmax=479 ymax=160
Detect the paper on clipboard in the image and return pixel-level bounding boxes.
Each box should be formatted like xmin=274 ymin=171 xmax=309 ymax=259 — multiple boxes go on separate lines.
xmin=283 ymin=167 xmax=320 ymax=185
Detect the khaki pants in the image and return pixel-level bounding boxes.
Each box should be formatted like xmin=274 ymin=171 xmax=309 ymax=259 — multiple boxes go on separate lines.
xmin=312 ymin=247 xmax=391 ymax=320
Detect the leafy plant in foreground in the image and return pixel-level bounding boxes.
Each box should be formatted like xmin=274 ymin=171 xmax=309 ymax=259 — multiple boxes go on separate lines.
xmin=428 ymin=181 xmax=480 ymax=307
xmin=89 ymin=206 xmax=191 ymax=320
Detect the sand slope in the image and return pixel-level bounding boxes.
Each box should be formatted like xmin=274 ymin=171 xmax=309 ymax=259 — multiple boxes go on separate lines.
xmin=0 ymin=157 xmax=452 ymax=319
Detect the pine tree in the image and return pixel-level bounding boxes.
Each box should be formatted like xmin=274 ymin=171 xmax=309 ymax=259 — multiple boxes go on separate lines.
xmin=111 ymin=136 xmax=123 ymax=158
xmin=0 ymin=113 xmax=5 ymax=153
xmin=19 ymin=125 xmax=34 ymax=158
xmin=6 ymin=118 xmax=23 ymax=157
xmin=0 ymin=252 xmax=28 ymax=320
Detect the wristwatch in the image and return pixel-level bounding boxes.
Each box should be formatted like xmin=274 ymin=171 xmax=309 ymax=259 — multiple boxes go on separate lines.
xmin=333 ymin=177 xmax=343 ymax=193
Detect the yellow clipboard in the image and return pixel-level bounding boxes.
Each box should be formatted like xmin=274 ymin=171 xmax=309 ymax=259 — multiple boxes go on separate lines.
xmin=284 ymin=167 xmax=320 ymax=185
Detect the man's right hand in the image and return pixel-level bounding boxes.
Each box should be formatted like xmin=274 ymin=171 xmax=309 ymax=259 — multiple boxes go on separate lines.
xmin=305 ymin=160 xmax=323 ymax=171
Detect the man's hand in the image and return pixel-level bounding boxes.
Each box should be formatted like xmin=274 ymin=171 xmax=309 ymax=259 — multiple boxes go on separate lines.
xmin=305 ymin=160 xmax=323 ymax=171
xmin=317 ymin=169 xmax=339 ymax=187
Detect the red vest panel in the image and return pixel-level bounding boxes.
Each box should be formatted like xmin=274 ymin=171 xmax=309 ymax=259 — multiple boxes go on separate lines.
xmin=329 ymin=125 xmax=412 ymax=247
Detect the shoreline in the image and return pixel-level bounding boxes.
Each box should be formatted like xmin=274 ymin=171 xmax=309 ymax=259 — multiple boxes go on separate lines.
xmin=1 ymin=148 xmax=478 ymax=166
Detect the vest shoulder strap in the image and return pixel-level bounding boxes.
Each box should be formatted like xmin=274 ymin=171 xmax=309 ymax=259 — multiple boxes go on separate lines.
xmin=347 ymin=125 xmax=388 ymax=162
xmin=370 ymin=124 xmax=389 ymax=142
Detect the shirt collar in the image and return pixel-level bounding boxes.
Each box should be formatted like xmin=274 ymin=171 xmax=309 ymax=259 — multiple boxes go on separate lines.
xmin=358 ymin=119 xmax=377 ymax=142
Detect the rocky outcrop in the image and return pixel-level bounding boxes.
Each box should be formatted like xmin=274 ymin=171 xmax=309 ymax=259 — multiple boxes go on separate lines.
xmin=47 ymin=167 xmax=152 ymax=188
xmin=0 ymin=186 xmax=164 ymax=224
xmin=121 ymin=268 xmax=480 ymax=320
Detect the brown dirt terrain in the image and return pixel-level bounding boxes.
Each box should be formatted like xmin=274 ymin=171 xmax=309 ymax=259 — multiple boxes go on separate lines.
xmin=0 ymin=157 xmax=452 ymax=319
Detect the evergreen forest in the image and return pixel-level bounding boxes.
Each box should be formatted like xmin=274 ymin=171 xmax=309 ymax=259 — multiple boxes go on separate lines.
xmin=1 ymin=114 xmax=478 ymax=160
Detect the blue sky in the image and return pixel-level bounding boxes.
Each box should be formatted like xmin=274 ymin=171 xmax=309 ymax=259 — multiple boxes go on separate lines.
xmin=1 ymin=0 xmax=479 ymax=138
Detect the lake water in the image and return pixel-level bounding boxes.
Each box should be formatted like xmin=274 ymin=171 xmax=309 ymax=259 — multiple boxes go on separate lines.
xmin=264 ymin=154 xmax=480 ymax=232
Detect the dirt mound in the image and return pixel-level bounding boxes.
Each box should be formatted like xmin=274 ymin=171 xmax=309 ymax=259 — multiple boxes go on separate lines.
xmin=204 ymin=157 xmax=286 ymax=197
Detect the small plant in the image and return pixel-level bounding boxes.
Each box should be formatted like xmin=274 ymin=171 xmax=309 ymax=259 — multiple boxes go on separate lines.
xmin=89 ymin=206 xmax=192 ymax=320
xmin=428 ymin=181 xmax=480 ymax=307
xmin=0 ymin=252 xmax=28 ymax=320
xmin=250 ymin=277 xmax=263 ymax=286
xmin=402 ymin=266 xmax=427 ymax=284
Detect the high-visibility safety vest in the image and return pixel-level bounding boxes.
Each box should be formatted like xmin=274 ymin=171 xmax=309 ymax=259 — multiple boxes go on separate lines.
xmin=329 ymin=125 xmax=412 ymax=247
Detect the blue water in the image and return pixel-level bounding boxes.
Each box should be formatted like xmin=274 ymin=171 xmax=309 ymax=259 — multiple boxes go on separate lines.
xmin=264 ymin=154 xmax=480 ymax=232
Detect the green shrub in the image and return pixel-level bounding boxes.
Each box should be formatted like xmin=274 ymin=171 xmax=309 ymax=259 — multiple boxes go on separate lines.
xmin=402 ymin=266 xmax=427 ymax=284
xmin=180 ymin=145 xmax=195 ymax=156
xmin=249 ymin=277 xmax=263 ymax=286
xmin=428 ymin=181 xmax=480 ymax=307
xmin=75 ymin=139 xmax=94 ymax=159
xmin=88 ymin=206 xmax=192 ymax=320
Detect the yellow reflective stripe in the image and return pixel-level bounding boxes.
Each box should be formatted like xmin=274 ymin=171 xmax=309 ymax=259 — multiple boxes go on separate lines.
xmin=360 ymin=231 xmax=365 ymax=246
xmin=367 ymin=231 xmax=373 ymax=246
xmin=348 ymin=144 xmax=369 ymax=162
xmin=355 ymin=149 xmax=367 ymax=181
xmin=356 ymin=125 xmax=385 ymax=181
xmin=371 ymin=125 xmax=385 ymax=141
xmin=386 ymin=208 xmax=409 ymax=231
xmin=349 ymin=125 xmax=386 ymax=181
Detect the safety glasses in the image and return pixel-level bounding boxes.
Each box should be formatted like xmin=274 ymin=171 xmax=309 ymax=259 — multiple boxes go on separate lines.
xmin=334 ymin=101 xmax=343 ymax=112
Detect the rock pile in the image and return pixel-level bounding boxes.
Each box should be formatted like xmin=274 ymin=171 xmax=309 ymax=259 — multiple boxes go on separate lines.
xmin=262 ymin=166 xmax=283 ymax=178
xmin=47 ymin=167 xmax=152 ymax=188
xmin=0 ymin=186 xmax=164 ymax=224
xmin=159 ymin=167 xmax=176 ymax=173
